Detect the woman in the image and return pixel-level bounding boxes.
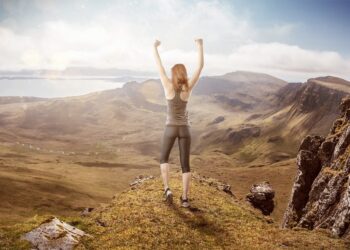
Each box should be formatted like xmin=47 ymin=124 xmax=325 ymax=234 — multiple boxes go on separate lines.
xmin=153 ymin=38 xmax=204 ymax=207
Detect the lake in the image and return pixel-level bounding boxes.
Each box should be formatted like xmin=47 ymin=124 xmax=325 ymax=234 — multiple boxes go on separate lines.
xmin=0 ymin=78 xmax=130 ymax=98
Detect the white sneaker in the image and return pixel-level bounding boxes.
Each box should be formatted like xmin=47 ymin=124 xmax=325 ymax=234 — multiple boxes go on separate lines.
xmin=164 ymin=187 xmax=173 ymax=204
xmin=180 ymin=195 xmax=190 ymax=208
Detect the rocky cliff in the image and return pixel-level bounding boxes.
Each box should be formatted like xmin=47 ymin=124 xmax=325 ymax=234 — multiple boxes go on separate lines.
xmin=282 ymin=95 xmax=350 ymax=238
xmin=266 ymin=77 xmax=350 ymax=137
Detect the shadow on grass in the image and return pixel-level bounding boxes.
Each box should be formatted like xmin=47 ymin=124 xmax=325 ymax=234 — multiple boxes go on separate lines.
xmin=166 ymin=201 xmax=230 ymax=245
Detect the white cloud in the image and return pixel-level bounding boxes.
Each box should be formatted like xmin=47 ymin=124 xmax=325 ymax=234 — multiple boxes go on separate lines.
xmin=264 ymin=23 xmax=297 ymax=37
xmin=202 ymin=42 xmax=350 ymax=81
xmin=0 ymin=0 xmax=349 ymax=82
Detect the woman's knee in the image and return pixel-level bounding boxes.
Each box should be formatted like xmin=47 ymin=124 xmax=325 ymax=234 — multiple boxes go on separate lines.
xmin=181 ymin=165 xmax=191 ymax=173
xmin=160 ymin=157 xmax=169 ymax=165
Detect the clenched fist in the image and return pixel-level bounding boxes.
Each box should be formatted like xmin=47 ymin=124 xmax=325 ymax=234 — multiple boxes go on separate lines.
xmin=195 ymin=38 xmax=203 ymax=46
xmin=154 ymin=39 xmax=161 ymax=48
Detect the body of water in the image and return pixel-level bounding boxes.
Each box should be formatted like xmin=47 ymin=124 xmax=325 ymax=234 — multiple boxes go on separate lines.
xmin=0 ymin=78 xmax=129 ymax=98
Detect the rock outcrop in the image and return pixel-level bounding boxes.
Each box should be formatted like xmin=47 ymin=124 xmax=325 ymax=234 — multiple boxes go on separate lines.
xmin=20 ymin=216 xmax=91 ymax=250
xmin=246 ymin=181 xmax=275 ymax=215
xmin=265 ymin=77 xmax=350 ymax=140
xmin=272 ymin=77 xmax=350 ymax=116
xmin=282 ymin=95 xmax=350 ymax=238
xmin=208 ymin=115 xmax=225 ymax=125
xmin=225 ymin=124 xmax=261 ymax=145
xmin=191 ymin=172 xmax=234 ymax=196
xmin=129 ymin=174 xmax=155 ymax=189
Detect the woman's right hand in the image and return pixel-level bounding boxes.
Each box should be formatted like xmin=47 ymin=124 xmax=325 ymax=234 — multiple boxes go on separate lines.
xmin=195 ymin=38 xmax=203 ymax=46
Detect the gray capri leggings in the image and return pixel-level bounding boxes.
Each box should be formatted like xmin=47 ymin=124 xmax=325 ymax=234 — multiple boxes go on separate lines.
xmin=160 ymin=125 xmax=191 ymax=173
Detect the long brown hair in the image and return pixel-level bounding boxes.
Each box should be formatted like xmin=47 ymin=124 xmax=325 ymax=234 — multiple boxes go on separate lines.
xmin=171 ymin=64 xmax=189 ymax=92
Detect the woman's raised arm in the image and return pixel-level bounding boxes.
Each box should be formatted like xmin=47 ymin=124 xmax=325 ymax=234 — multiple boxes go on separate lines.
xmin=153 ymin=40 xmax=171 ymax=89
xmin=188 ymin=38 xmax=204 ymax=90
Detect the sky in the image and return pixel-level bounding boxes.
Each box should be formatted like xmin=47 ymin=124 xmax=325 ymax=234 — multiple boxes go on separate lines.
xmin=0 ymin=0 xmax=349 ymax=81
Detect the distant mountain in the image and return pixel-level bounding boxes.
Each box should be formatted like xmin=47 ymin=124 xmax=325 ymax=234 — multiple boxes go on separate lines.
xmin=0 ymin=70 xmax=286 ymax=162
xmin=0 ymin=67 xmax=156 ymax=77
xmin=194 ymin=70 xmax=287 ymax=97
xmin=0 ymin=96 xmax=49 ymax=105
xmin=218 ymin=70 xmax=286 ymax=87
xmin=0 ymin=71 xmax=349 ymax=167
xmin=193 ymin=74 xmax=350 ymax=165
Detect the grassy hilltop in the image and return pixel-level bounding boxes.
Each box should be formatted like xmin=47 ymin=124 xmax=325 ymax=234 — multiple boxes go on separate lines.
xmin=1 ymin=169 xmax=349 ymax=249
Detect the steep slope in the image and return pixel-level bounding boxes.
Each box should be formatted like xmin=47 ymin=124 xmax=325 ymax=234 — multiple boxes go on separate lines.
xmin=1 ymin=171 xmax=349 ymax=249
xmin=282 ymin=95 xmax=350 ymax=238
xmin=213 ymin=76 xmax=350 ymax=166
xmin=0 ymin=79 xmax=167 ymax=153
xmin=264 ymin=76 xmax=350 ymax=137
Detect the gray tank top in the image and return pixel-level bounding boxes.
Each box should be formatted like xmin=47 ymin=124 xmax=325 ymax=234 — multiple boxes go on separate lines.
xmin=165 ymin=88 xmax=191 ymax=126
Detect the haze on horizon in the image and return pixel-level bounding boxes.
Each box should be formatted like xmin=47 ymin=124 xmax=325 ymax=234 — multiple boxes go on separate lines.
xmin=0 ymin=0 xmax=350 ymax=82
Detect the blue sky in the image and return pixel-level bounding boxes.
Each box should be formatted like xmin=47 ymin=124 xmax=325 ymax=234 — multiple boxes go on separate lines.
xmin=0 ymin=0 xmax=349 ymax=81
xmin=230 ymin=0 xmax=350 ymax=56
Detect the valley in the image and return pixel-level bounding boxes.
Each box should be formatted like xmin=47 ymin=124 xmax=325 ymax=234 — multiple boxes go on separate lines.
xmin=1 ymin=71 xmax=349 ymax=227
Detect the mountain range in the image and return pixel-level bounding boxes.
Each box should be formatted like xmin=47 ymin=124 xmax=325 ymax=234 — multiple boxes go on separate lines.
xmin=0 ymin=70 xmax=349 ymax=229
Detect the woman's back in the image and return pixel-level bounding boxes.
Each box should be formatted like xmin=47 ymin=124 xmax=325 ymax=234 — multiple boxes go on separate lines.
xmin=165 ymin=87 xmax=191 ymax=126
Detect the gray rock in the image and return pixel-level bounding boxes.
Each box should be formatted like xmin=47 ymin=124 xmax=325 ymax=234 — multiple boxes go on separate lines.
xmin=129 ymin=175 xmax=155 ymax=188
xmin=20 ymin=217 xmax=92 ymax=250
xmin=298 ymin=135 xmax=325 ymax=153
xmin=282 ymin=96 xmax=350 ymax=238
xmin=330 ymin=118 xmax=343 ymax=134
xmin=246 ymin=181 xmax=275 ymax=215
xmin=282 ymin=138 xmax=323 ymax=228
xmin=332 ymin=125 xmax=350 ymax=160
xmin=192 ymin=172 xmax=235 ymax=197
xmin=81 ymin=207 xmax=94 ymax=217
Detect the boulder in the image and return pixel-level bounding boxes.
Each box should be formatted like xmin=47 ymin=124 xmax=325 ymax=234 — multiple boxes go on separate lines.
xmin=246 ymin=181 xmax=275 ymax=215
xmin=20 ymin=217 xmax=91 ymax=250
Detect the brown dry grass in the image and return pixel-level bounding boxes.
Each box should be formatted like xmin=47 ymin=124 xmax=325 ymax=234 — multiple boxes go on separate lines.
xmin=2 ymin=171 xmax=347 ymax=249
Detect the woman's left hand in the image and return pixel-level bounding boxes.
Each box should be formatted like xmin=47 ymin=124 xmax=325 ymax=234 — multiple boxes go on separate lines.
xmin=154 ymin=39 xmax=161 ymax=48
